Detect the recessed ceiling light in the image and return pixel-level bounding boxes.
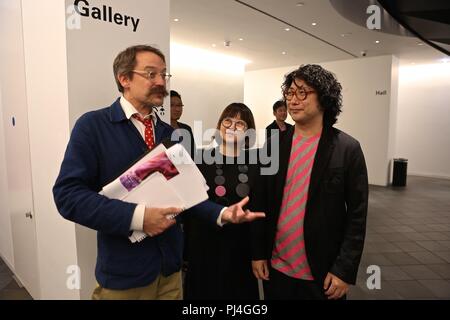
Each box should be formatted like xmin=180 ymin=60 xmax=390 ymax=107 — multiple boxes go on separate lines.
xmin=282 ymin=51 xmax=287 ymax=55
xmin=375 ymin=40 xmax=380 ymax=44
xmin=212 ymin=44 xmax=216 ymax=48
xmin=311 ymin=22 xmax=317 ymax=26
xmin=296 ymin=2 xmax=304 ymax=6
xmin=341 ymin=33 xmax=351 ymax=37
xmin=411 ymin=62 xmax=416 ymax=65
xmin=173 ymin=18 xmax=179 ymax=22
xmin=285 ymin=28 xmax=290 ymax=31
xmin=417 ymin=42 xmax=424 ymax=46
xmin=238 ymin=38 xmax=244 ymax=41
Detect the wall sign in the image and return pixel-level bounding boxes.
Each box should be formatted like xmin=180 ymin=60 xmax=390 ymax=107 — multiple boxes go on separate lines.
xmin=73 ymin=0 xmax=140 ymax=32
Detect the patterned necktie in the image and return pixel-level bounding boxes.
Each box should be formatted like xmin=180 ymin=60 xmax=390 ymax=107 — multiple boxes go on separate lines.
xmin=132 ymin=113 xmax=155 ymax=149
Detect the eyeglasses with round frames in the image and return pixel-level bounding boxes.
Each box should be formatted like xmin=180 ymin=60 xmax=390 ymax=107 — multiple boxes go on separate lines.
xmin=221 ymin=117 xmax=248 ymax=131
xmin=284 ymin=88 xmax=315 ymax=101
xmin=132 ymin=70 xmax=172 ymax=82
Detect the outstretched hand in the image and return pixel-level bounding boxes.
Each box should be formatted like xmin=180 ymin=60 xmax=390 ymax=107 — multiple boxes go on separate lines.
xmin=221 ymin=196 xmax=265 ymax=224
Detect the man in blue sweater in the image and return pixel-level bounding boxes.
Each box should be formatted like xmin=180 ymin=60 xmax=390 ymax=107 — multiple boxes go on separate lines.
xmin=53 ymin=45 xmax=264 ymax=300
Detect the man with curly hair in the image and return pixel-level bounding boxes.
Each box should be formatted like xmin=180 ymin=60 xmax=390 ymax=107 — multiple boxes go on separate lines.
xmin=251 ymin=64 xmax=368 ymax=300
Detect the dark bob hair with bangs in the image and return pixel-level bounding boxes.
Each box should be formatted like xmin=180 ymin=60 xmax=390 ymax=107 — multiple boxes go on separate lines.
xmin=216 ymin=103 xmax=256 ymax=149
xmin=216 ymin=103 xmax=256 ymax=131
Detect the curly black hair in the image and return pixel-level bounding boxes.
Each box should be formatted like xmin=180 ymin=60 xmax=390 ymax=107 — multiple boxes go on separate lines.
xmin=281 ymin=64 xmax=343 ymax=127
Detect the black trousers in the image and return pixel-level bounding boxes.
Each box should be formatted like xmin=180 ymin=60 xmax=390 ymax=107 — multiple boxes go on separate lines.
xmin=265 ymin=267 xmax=334 ymax=300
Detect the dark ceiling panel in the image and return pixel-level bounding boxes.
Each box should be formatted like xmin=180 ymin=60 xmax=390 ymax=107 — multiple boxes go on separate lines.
xmin=406 ymin=11 xmax=450 ymax=25
xmin=381 ymin=0 xmax=450 ymax=13
xmin=378 ymin=0 xmax=450 ymax=55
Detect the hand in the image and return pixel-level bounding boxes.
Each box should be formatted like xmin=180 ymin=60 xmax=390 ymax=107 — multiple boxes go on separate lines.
xmin=143 ymin=207 xmax=183 ymax=237
xmin=252 ymin=260 xmax=269 ymax=281
xmin=221 ymin=196 xmax=265 ymax=224
xmin=323 ymin=272 xmax=349 ymax=300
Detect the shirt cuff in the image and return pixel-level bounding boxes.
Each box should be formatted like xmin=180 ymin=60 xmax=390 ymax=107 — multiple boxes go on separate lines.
xmin=130 ymin=204 xmax=145 ymax=231
xmin=217 ymin=207 xmax=228 ymax=227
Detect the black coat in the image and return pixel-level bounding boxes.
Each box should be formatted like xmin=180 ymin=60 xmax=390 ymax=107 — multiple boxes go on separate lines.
xmin=174 ymin=121 xmax=196 ymax=157
xmin=265 ymin=120 xmax=292 ymax=140
xmin=250 ymin=125 xmax=368 ymax=285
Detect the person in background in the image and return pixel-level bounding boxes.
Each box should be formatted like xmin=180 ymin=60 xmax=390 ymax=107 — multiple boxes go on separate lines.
xmin=251 ymin=64 xmax=368 ymax=300
xmin=170 ymin=90 xmax=196 ymax=157
xmin=53 ymin=45 xmax=264 ymax=300
xmin=183 ymin=103 xmax=260 ymax=300
xmin=265 ymin=99 xmax=292 ymax=140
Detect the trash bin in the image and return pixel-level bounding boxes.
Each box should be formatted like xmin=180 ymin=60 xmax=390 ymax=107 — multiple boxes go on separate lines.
xmin=392 ymin=158 xmax=408 ymax=187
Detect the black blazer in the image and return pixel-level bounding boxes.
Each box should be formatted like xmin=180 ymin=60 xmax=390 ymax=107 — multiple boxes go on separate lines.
xmin=251 ymin=125 xmax=368 ymax=285
xmin=174 ymin=121 xmax=196 ymax=157
xmin=265 ymin=121 xmax=292 ymax=140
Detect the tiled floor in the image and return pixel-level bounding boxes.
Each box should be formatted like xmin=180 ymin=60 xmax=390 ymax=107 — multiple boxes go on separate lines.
xmin=348 ymin=176 xmax=450 ymax=300
xmin=0 ymin=175 xmax=449 ymax=300
xmin=0 ymin=260 xmax=32 ymax=300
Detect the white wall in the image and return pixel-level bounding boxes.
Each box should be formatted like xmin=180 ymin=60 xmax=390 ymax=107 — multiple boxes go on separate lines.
xmin=1 ymin=0 xmax=170 ymax=299
xmin=388 ymin=58 xmax=400 ymax=179
xmin=322 ymin=56 xmax=398 ymax=186
xmin=65 ymin=0 xmax=170 ymax=126
xmin=0 ymin=87 xmax=14 ymax=269
xmin=64 ymin=0 xmax=170 ymax=299
xmin=170 ymin=43 xmax=246 ymax=147
xmin=396 ymin=63 xmax=450 ymax=179
xmin=0 ymin=0 xmax=41 ymax=298
xmin=244 ymin=65 xmax=294 ymax=134
xmin=21 ymin=0 xmax=79 ymax=300
xmin=245 ymin=55 xmax=399 ymax=186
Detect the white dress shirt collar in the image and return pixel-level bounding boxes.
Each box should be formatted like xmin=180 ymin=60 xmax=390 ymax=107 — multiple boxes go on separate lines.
xmin=120 ymin=96 xmax=158 ymax=124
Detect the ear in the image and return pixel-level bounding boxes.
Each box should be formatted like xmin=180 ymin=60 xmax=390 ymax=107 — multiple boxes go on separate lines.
xmin=118 ymin=73 xmax=131 ymax=91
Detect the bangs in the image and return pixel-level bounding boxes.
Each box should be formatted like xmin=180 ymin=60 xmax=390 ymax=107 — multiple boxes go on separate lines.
xmin=216 ymin=103 xmax=255 ymax=131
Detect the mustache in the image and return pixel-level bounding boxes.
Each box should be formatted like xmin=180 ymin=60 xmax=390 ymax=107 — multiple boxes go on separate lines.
xmin=148 ymin=87 xmax=168 ymax=96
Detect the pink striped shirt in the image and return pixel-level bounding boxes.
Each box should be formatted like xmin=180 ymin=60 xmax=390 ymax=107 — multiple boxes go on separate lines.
xmin=271 ymin=133 xmax=320 ymax=280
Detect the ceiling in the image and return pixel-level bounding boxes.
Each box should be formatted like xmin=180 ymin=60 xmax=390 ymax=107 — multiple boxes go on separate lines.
xmin=170 ymin=0 xmax=449 ymax=71
xmin=377 ymin=0 xmax=450 ymax=54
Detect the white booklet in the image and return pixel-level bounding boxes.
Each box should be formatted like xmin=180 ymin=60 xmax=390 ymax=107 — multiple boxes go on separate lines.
xmin=100 ymin=143 xmax=208 ymax=243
